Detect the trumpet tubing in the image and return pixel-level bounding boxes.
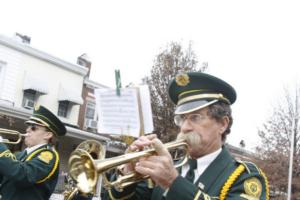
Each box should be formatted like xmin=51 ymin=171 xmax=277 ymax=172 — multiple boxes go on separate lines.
xmin=63 ymin=187 xmax=78 ymax=200
xmin=0 ymin=128 xmax=27 ymax=144
xmin=68 ymin=139 xmax=188 ymax=194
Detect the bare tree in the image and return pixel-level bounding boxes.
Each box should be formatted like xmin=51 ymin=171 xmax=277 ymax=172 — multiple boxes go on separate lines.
xmin=256 ymin=86 xmax=300 ymax=199
xmin=145 ymin=41 xmax=207 ymax=142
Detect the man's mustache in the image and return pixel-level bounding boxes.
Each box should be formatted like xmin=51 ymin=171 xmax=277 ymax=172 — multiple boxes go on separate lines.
xmin=177 ymin=131 xmax=201 ymax=148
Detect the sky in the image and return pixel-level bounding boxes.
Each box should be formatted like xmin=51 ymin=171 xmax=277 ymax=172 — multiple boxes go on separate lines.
xmin=1 ymin=0 xmax=300 ymax=150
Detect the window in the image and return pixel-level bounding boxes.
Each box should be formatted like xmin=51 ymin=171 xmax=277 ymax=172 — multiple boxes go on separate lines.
xmin=22 ymin=90 xmax=36 ymax=109
xmin=58 ymin=101 xmax=69 ymax=118
xmin=85 ymin=102 xmax=98 ymax=130
xmin=0 ymin=63 xmax=3 ymax=81
xmin=0 ymin=61 xmax=6 ymax=94
xmin=85 ymin=102 xmax=96 ymax=119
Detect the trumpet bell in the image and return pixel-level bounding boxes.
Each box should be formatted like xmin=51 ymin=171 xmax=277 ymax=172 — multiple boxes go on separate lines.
xmin=68 ymin=149 xmax=97 ymax=194
xmin=68 ymin=140 xmax=105 ymax=194
xmin=76 ymin=140 xmax=105 ymax=159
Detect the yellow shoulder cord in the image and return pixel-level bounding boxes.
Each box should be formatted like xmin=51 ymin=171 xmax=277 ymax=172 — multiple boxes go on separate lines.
xmin=259 ymin=169 xmax=270 ymax=200
xmin=0 ymin=149 xmax=16 ymax=160
xmin=147 ymin=178 xmax=154 ymax=188
xmin=219 ymin=164 xmax=245 ymax=200
xmin=0 ymin=150 xmax=10 ymax=157
xmin=25 ymin=148 xmax=59 ymax=184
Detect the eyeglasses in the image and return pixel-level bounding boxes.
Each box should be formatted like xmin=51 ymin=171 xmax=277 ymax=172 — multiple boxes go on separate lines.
xmin=27 ymin=124 xmax=38 ymax=131
xmin=27 ymin=124 xmax=49 ymax=132
xmin=174 ymin=113 xmax=207 ymax=127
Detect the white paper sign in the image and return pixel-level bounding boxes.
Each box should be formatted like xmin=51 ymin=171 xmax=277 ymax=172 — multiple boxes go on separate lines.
xmin=139 ymin=85 xmax=153 ymax=134
xmin=94 ymin=88 xmax=141 ymax=137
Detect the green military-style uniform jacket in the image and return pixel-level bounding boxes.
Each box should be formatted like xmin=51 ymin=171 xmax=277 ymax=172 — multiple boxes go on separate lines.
xmin=0 ymin=143 xmax=60 ymax=200
xmin=108 ymin=147 xmax=269 ymax=200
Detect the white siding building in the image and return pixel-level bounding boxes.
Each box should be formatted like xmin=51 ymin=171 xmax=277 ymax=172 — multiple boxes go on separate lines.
xmin=0 ymin=33 xmax=110 ymax=199
xmin=0 ymin=34 xmax=85 ymax=124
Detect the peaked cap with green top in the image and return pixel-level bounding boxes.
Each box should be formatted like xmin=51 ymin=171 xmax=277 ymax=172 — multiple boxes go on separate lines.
xmin=168 ymin=72 xmax=237 ymax=114
xmin=25 ymin=105 xmax=66 ymax=136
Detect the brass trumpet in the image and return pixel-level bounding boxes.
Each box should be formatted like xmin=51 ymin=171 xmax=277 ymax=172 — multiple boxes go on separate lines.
xmin=64 ymin=140 xmax=103 ymax=200
xmin=68 ymin=139 xmax=188 ymax=194
xmin=0 ymin=128 xmax=27 ymax=144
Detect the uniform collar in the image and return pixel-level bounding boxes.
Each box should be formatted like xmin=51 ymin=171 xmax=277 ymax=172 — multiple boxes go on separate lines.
xmin=195 ymin=147 xmax=234 ymax=192
xmin=25 ymin=143 xmax=47 ymax=155
xmin=196 ymin=148 xmax=222 ymax=176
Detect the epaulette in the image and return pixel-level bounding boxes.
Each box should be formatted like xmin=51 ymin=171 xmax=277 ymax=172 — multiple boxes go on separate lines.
xmin=219 ymin=163 xmax=246 ymax=200
xmin=237 ymin=160 xmax=261 ymax=175
xmin=25 ymin=148 xmax=59 ymax=184
xmin=220 ymin=160 xmax=270 ymax=200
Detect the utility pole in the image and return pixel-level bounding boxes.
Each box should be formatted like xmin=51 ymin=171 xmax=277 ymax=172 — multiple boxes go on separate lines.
xmin=287 ymin=91 xmax=298 ymax=200
xmin=287 ymin=117 xmax=295 ymax=200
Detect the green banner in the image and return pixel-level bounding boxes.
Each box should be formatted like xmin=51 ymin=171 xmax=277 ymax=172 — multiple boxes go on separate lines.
xmin=115 ymin=69 xmax=122 ymax=96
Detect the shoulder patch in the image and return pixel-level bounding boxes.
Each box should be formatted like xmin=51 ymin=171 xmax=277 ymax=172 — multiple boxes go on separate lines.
xmin=244 ymin=177 xmax=262 ymax=198
xmin=38 ymin=151 xmax=54 ymax=164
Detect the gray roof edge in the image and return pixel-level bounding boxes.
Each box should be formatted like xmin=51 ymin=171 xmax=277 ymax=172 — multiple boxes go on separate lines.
xmin=0 ymin=34 xmax=88 ymax=76
xmin=66 ymin=126 xmax=110 ymax=141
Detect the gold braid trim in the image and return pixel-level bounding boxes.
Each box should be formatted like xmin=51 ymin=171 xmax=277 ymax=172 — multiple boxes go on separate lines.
xmin=178 ymin=93 xmax=230 ymax=105
xmin=147 ymin=178 xmax=154 ymax=188
xmin=203 ymin=193 xmax=211 ymax=200
xmin=30 ymin=116 xmax=57 ymax=135
xmin=219 ymin=164 xmax=245 ymax=200
xmin=194 ymin=190 xmax=202 ymax=200
xmin=25 ymin=148 xmax=59 ymax=184
xmin=108 ymin=189 xmax=135 ymax=200
xmin=0 ymin=150 xmax=10 ymax=157
xmin=259 ymin=169 xmax=270 ymax=200
xmin=0 ymin=150 xmax=16 ymax=160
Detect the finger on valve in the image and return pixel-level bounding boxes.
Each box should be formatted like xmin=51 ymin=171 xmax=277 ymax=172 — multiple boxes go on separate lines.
xmin=127 ymin=134 xmax=157 ymax=153
xmin=119 ymin=135 xmax=158 ymax=175
xmin=151 ymin=138 xmax=170 ymax=157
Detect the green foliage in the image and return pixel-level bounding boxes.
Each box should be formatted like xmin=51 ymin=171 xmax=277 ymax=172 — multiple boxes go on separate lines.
xmin=145 ymin=41 xmax=207 ymax=142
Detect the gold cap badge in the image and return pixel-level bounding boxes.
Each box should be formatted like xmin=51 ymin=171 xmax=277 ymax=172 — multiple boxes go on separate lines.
xmin=176 ymin=73 xmax=190 ymax=86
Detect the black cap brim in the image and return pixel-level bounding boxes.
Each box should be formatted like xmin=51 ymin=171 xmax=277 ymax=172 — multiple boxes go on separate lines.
xmin=175 ymin=99 xmax=218 ymax=114
xmin=25 ymin=120 xmax=48 ymax=127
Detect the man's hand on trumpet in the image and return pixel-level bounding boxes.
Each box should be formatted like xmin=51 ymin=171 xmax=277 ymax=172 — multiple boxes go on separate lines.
xmin=135 ymin=137 xmax=178 ymax=190
xmin=120 ymin=134 xmax=178 ymax=190
xmin=118 ymin=134 xmax=157 ymax=175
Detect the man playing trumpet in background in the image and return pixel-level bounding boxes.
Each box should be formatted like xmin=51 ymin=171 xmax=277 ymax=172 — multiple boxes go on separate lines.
xmin=108 ymin=72 xmax=269 ymax=200
xmin=0 ymin=105 xmax=66 ymax=200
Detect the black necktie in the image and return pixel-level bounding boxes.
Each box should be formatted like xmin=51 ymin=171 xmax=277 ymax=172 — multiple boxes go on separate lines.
xmin=185 ymin=159 xmax=197 ymax=183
